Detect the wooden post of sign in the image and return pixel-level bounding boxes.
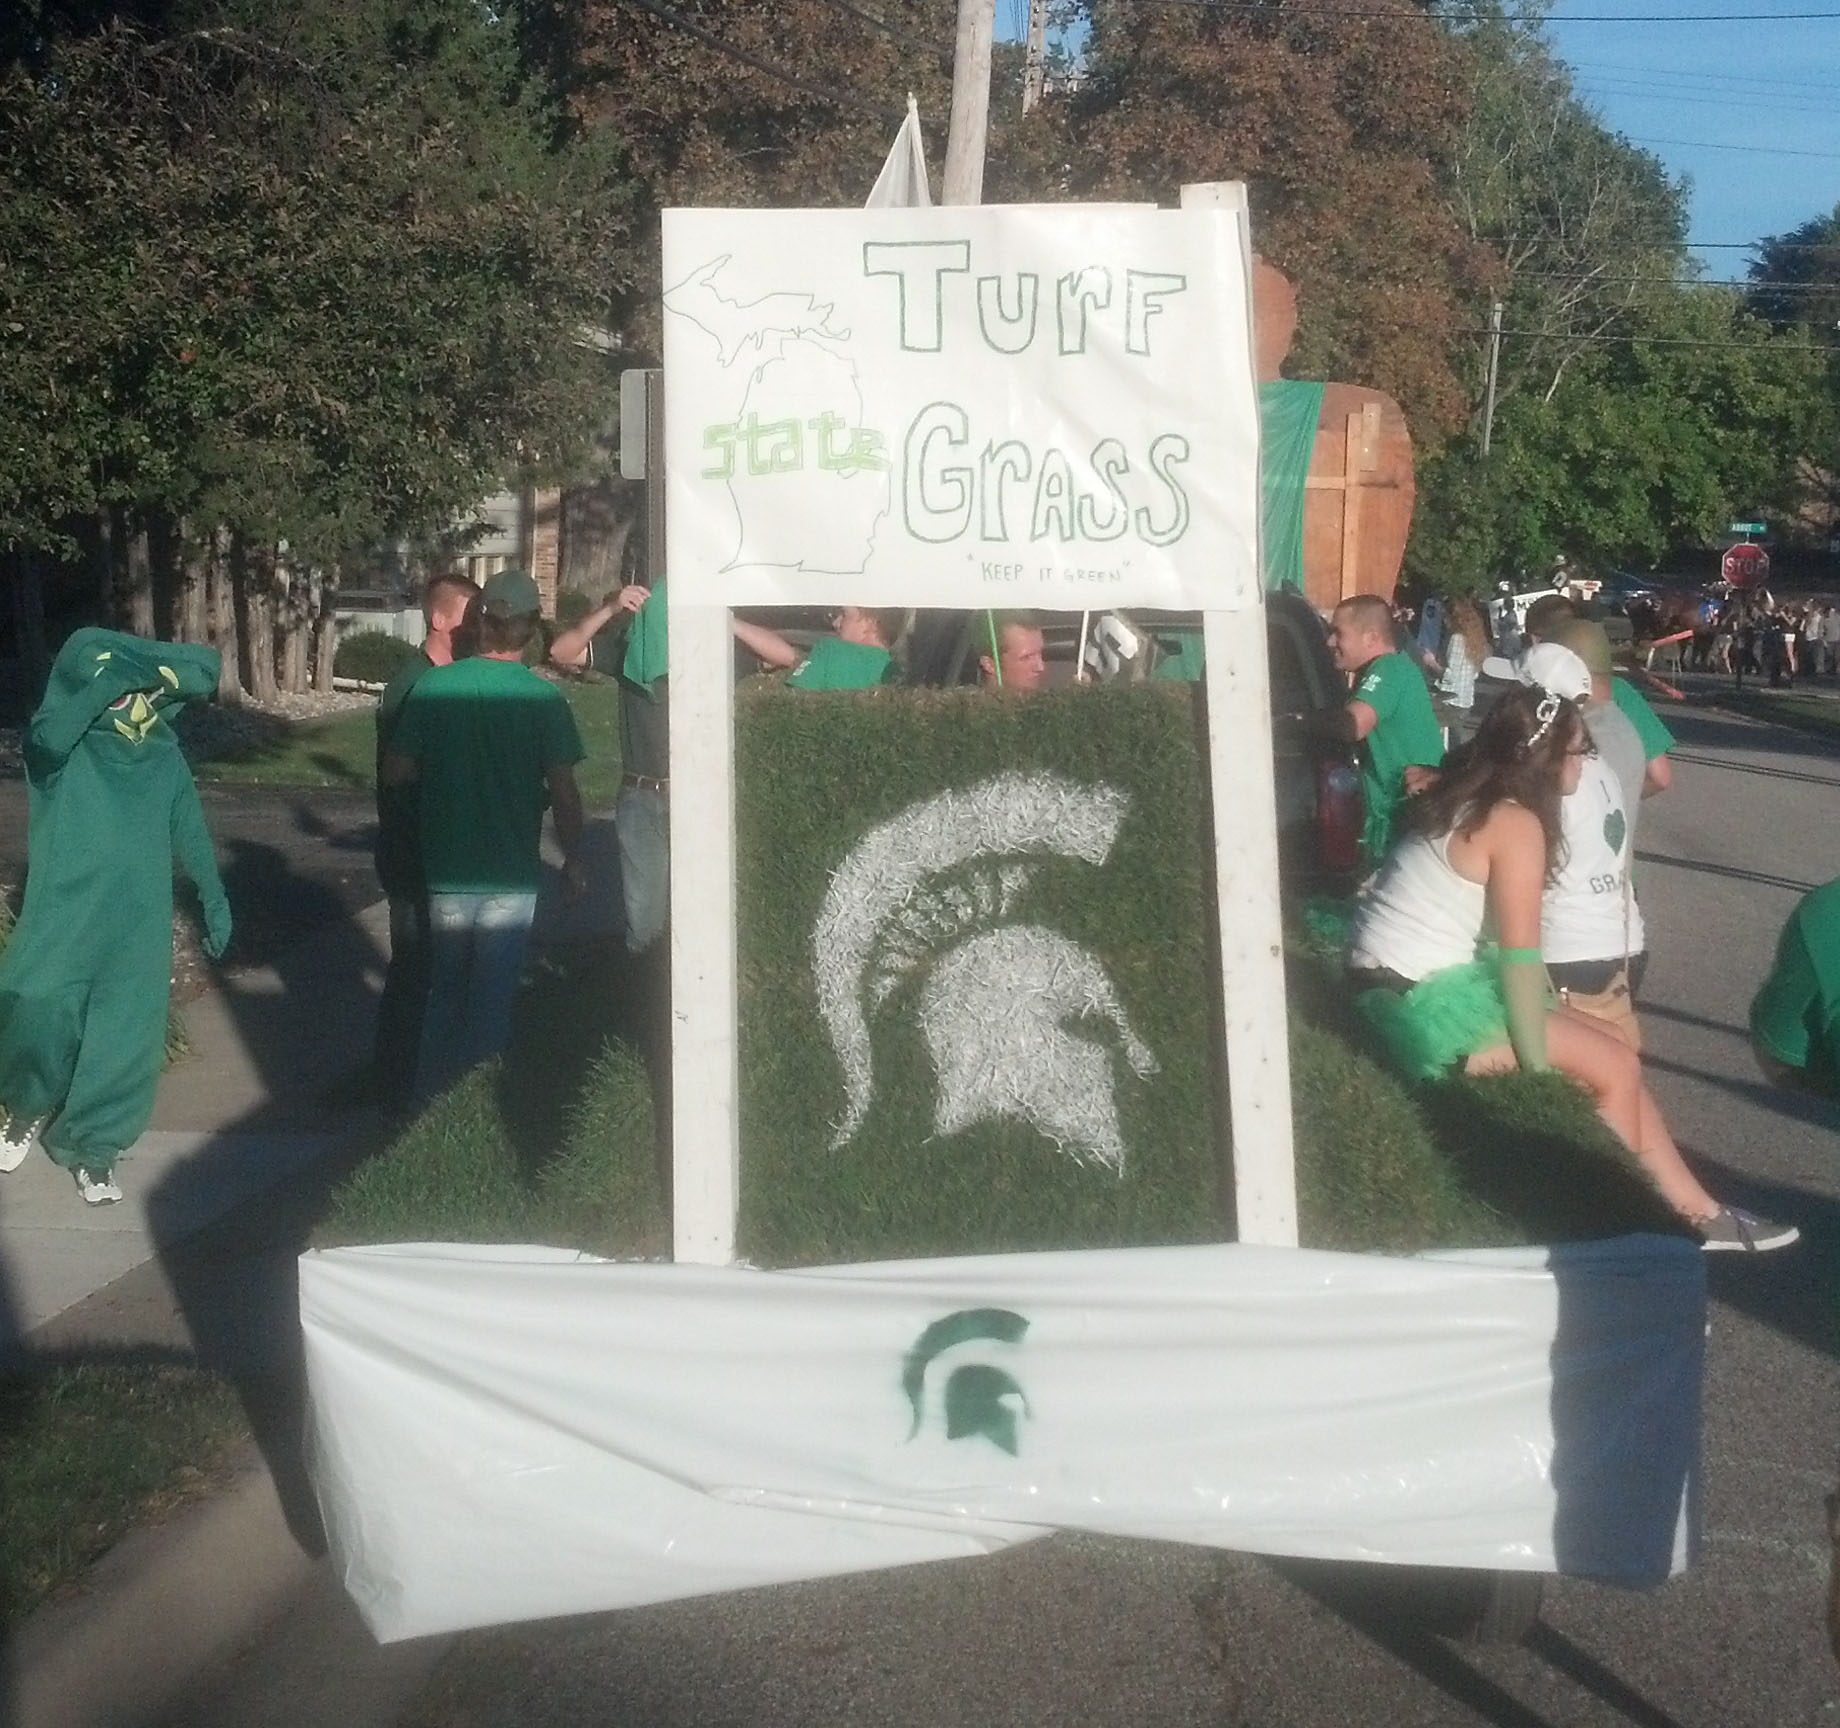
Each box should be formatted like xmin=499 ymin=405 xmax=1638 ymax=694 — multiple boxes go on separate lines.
xmin=1181 ymin=181 xmax=1299 ymax=1248
xmin=668 ymin=600 xmax=740 ymax=1265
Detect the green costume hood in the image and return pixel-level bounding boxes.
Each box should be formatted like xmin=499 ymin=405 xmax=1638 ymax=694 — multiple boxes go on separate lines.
xmin=27 ymin=628 xmax=221 ymax=778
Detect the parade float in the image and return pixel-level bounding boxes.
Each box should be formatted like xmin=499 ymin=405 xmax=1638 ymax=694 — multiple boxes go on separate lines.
xmin=300 ymin=191 xmax=1704 ymax=1644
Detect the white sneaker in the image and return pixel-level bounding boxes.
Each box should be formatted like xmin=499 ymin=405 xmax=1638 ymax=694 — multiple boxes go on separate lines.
xmin=0 ymin=1115 xmax=38 ymax=1174
xmin=75 ymin=1169 xmax=123 ymax=1206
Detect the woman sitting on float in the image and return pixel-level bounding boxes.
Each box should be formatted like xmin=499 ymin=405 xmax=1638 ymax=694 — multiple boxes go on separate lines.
xmin=1347 ymin=682 xmax=1797 ymax=1254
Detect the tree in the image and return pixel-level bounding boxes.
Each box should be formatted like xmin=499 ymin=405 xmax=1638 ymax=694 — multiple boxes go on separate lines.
xmin=1746 ymin=204 xmax=1840 ymax=542
xmin=1442 ymin=7 xmax=1687 ymax=423
xmin=1407 ymin=285 xmax=1827 ymax=590
xmin=0 ymin=0 xmax=637 ymax=691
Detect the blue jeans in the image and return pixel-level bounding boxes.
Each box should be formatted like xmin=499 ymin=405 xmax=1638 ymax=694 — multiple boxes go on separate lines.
xmin=617 ymin=786 xmax=670 ymax=954
xmin=415 ymin=891 xmax=538 ymax=1102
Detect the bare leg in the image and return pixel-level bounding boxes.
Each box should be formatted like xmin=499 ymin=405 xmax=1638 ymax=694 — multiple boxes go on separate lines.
xmin=1466 ymin=1007 xmax=1720 ymax=1221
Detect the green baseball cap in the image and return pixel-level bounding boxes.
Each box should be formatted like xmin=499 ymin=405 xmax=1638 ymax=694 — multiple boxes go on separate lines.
xmin=478 ymin=568 xmax=541 ymax=619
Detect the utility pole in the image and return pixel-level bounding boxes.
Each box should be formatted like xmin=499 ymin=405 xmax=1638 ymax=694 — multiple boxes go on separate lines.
xmin=1023 ymin=0 xmax=1047 ymax=113
xmin=943 ymin=0 xmax=995 ymax=205
xmin=1480 ymin=298 xmax=1503 ymax=456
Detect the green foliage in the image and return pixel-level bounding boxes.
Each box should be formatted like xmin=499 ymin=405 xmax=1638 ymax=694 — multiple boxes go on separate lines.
xmin=0 ymin=1362 xmax=245 ymax=1625
xmin=332 ymin=630 xmax=420 ymax=686
xmin=0 ymin=0 xmax=637 ymax=557
xmin=1411 ymin=285 xmax=1828 ymax=588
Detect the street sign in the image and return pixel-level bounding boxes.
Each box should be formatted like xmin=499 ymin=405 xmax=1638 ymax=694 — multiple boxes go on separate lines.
xmin=1728 ymin=521 xmax=1766 ymax=535
xmin=1722 ymin=542 xmax=1770 ymax=588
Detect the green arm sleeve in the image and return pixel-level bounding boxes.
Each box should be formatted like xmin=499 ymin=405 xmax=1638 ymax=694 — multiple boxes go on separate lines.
xmin=1500 ymin=953 xmax=1550 ymax=1073
xmin=171 ymin=772 xmax=233 ymax=957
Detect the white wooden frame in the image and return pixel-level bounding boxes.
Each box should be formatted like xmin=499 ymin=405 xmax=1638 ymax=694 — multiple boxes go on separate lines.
xmin=669 ymin=185 xmax=1298 ymax=1263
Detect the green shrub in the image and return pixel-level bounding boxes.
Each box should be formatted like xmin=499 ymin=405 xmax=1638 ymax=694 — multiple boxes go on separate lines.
xmin=333 ymin=629 xmax=419 ymax=685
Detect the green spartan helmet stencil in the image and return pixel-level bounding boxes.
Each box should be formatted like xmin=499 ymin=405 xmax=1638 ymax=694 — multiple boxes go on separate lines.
xmin=902 ymin=1308 xmax=1032 ymax=1457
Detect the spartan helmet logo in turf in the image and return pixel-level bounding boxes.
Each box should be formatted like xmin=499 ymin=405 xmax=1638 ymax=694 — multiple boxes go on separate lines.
xmin=812 ymin=772 xmax=1158 ymax=1173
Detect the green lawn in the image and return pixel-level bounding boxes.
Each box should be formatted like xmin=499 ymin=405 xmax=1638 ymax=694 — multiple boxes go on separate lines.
xmin=0 ymin=1363 xmax=247 ymax=1626
xmin=192 ymin=677 xmax=623 ymax=806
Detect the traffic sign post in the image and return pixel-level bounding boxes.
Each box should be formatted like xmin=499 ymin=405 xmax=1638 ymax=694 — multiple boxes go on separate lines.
xmin=1722 ymin=542 xmax=1770 ymax=589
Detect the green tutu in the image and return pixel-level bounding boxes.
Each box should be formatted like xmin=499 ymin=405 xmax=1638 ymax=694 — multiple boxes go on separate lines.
xmin=1357 ymin=960 xmax=1511 ymax=1082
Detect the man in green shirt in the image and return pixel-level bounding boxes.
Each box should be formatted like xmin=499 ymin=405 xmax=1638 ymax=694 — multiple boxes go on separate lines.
xmin=549 ymin=580 xmax=669 ymax=955
xmin=732 ymin=607 xmax=903 ymax=690
xmin=384 ymin=569 xmax=585 ymax=1102
xmin=371 ymin=572 xmax=477 ymax=1113
xmin=1751 ymin=876 xmax=1840 ymax=1099
xmin=1314 ymin=593 xmax=1444 ymax=869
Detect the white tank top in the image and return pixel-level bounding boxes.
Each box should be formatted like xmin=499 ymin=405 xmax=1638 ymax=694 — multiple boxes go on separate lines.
xmin=1349 ymin=828 xmax=1488 ymax=981
xmin=1542 ymin=755 xmax=1646 ymax=964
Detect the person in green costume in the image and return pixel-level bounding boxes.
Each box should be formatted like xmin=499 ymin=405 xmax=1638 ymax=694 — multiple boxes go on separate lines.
xmin=0 ymin=629 xmax=231 ymax=1204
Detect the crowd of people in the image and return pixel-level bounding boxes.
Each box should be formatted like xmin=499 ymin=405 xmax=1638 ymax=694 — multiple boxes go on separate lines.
xmin=368 ymin=577 xmax=1054 ymax=1115
xmin=0 ymin=571 xmax=1830 ymax=1235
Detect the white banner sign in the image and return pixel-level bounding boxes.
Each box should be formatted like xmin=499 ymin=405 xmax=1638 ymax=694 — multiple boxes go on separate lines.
xmin=303 ymin=1236 xmax=1702 ymax=1642
xmin=660 ymin=205 xmax=1261 ymax=612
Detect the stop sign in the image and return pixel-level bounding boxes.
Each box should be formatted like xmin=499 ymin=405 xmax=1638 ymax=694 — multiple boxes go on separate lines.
xmin=1722 ymin=542 xmax=1770 ymax=588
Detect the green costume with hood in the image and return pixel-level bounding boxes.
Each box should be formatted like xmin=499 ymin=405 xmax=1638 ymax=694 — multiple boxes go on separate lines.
xmin=0 ymin=629 xmax=231 ymax=1177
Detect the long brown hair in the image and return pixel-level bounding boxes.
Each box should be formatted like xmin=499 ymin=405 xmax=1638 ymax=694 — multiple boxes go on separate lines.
xmin=1403 ymin=685 xmax=1582 ymax=881
xmin=1446 ymin=599 xmax=1488 ymax=663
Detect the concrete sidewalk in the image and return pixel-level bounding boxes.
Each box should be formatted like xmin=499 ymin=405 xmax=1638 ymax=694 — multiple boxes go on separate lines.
xmin=0 ymin=894 xmax=451 ymax=1728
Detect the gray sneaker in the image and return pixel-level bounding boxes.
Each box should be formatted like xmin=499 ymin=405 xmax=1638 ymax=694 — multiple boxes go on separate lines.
xmin=0 ymin=1114 xmax=38 ymax=1174
xmin=1697 ymin=1206 xmax=1799 ymax=1253
xmin=75 ymin=1168 xmax=123 ymax=1206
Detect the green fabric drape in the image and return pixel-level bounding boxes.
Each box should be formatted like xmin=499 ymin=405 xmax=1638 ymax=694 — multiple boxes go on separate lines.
xmin=1259 ymin=380 xmax=1324 ymax=595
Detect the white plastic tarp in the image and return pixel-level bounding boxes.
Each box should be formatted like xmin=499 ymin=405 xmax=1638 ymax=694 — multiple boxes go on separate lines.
xmin=301 ymin=1236 xmax=1704 ymax=1643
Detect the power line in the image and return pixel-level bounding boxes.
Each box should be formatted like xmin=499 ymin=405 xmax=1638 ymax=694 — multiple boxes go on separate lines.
xmin=1467 ymin=326 xmax=1840 ymax=351
xmin=1624 ymin=134 xmax=1840 ymax=160
xmin=1519 ymin=272 xmax=1840 ymax=289
xmin=1566 ymin=56 xmax=1840 ymax=95
xmin=1132 ymin=0 xmax=1840 ymax=18
xmin=611 ymin=0 xmax=899 ymax=119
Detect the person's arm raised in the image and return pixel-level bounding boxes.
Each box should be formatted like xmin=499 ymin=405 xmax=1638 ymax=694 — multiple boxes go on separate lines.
xmin=550 ymin=585 xmax=648 ymax=670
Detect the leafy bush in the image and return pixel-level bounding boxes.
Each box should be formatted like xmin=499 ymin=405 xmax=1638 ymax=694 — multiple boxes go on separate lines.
xmin=333 ymin=629 xmax=418 ymax=685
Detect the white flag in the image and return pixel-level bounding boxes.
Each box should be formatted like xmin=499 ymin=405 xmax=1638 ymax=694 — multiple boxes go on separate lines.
xmin=864 ymin=94 xmax=932 ymax=209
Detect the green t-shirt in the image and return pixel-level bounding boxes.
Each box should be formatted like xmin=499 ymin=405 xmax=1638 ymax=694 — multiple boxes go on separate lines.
xmin=1352 ymin=651 xmax=1444 ymax=864
xmin=1750 ymin=877 xmax=1840 ymax=1095
xmin=374 ymin=649 xmax=435 ymax=898
xmin=390 ymin=656 xmax=585 ymax=894
xmin=785 ymin=637 xmax=893 ymax=691
xmin=1610 ymin=676 xmax=1674 ymax=761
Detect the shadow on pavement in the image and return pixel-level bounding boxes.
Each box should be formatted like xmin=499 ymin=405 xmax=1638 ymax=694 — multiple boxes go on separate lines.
xmin=1678 ymin=1154 xmax=1840 ymax=1367
xmin=1274 ymin=1558 xmax=1692 ymax=1728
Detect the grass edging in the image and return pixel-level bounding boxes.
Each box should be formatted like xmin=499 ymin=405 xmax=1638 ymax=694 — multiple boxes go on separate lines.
xmin=0 ymin=1362 xmax=248 ymax=1628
